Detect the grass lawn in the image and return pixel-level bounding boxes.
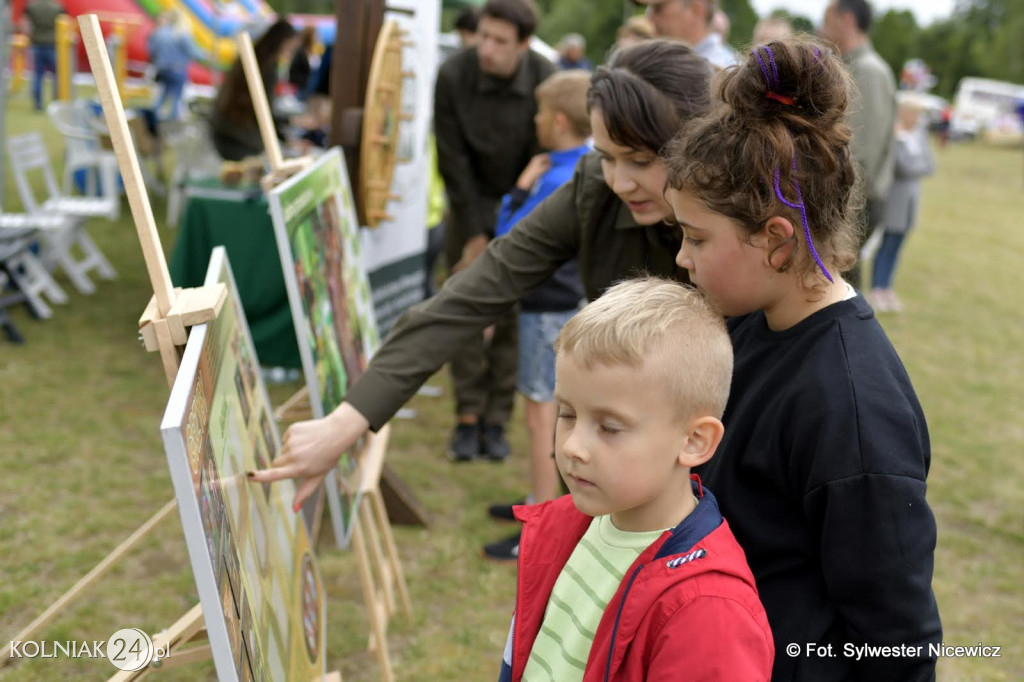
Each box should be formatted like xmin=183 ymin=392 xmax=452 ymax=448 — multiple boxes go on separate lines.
xmin=1 ymin=91 xmax=1022 ymax=681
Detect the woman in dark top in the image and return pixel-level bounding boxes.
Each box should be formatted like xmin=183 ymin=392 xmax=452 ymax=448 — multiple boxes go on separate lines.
xmin=288 ymin=26 xmax=317 ymax=92
xmin=209 ymin=19 xmax=298 ymax=161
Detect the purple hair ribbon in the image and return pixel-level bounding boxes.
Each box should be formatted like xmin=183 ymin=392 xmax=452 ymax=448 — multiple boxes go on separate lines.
xmin=754 ymin=48 xmax=774 ymax=89
xmin=756 ymin=46 xmax=832 ymax=281
xmin=772 ymin=158 xmax=833 ymax=282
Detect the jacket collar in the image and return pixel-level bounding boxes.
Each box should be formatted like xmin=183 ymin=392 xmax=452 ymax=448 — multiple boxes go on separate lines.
xmin=655 ymin=475 xmax=724 ymax=559
xmin=515 ymin=475 xmax=721 ymax=552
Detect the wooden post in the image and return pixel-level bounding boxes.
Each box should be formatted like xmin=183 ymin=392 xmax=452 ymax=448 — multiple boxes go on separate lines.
xmin=112 ymin=21 xmax=127 ymax=100
xmin=329 ymin=0 xmax=386 ymax=224
xmin=55 ymin=15 xmax=74 ymax=102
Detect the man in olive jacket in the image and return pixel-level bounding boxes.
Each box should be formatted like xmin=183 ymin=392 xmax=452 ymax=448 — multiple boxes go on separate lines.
xmin=821 ymin=0 xmax=897 ymax=288
xmin=433 ymin=0 xmax=555 ymax=461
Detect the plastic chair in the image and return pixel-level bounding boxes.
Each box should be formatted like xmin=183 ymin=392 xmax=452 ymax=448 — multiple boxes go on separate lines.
xmin=6 ymin=132 xmax=118 ymax=294
xmin=0 ymin=213 xmax=70 ymax=320
xmin=47 ymin=100 xmax=119 ymax=198
xmin=162 ymin=119 xmax=222 ymax=227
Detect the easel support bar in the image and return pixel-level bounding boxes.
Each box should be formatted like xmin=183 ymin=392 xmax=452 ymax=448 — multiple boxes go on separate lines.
xmin=0 ymin=500 xmax=177 ymax=664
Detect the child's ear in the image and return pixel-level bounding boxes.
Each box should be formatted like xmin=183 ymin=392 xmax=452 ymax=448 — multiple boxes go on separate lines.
xmin=554 ymin=111 xmax=570 ymax=134
xmin=757 ymin=216 xmax=797 ymax=270
xmin=678 ymin=416 xmax=725 ymax=468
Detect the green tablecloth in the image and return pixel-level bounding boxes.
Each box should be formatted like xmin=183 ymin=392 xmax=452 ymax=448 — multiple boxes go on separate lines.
xmin=169 ymin=181 xmax=301 ymax=368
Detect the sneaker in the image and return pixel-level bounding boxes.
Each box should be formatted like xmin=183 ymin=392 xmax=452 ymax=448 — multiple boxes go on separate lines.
xmin=479 ymin=423 xmax=510 ymax=461
xmin=868 ymin=289 xmax=891 ymax=312
xmin=482 ymin=532 xmax=521 ymax=562
xmin=447 ymin=423 xmax=480 ymax=462
xmin=887 ymin=291 xmax=904 ymax=313
xmin=487 ymin=499 xmax=525 ymax=522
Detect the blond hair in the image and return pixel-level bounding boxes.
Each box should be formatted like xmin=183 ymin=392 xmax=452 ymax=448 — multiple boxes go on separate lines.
xmin=555 ymin=278 xmax=733 ymax=419
xmin=619 ymin=15 xmax=655 ymax=41
xmin=535 ymin=70 xmax=592 ymax=138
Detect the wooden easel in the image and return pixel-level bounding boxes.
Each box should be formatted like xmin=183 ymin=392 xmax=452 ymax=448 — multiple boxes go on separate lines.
xmin=236 ymin=28 xmax=411 ymax=681
xmin=0 ymin=12 xmax=220 ymax=673
xmin=4 ymin=15 xmax=341 ymax=681
xmin=81 ymin=13 xmax=224 ymax=679
xmin=1 ymin=13 xmax=224 ymax=678
xmin=350 ymin=425 xmax=413 ymax=682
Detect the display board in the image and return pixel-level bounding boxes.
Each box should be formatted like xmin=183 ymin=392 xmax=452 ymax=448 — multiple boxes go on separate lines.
xmin=267 ymin=148 xmax=381 ymax=549
xmin=160 ymin=247 xmax=326 ymax=681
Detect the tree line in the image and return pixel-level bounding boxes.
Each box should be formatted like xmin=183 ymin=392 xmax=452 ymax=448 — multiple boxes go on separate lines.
xmin=275 ymin=0 xmax=1024 ymax=100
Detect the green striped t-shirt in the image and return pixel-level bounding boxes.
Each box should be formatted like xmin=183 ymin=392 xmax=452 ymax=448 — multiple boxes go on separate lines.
xmin=522 ymin=516 xmax=667 ymax=681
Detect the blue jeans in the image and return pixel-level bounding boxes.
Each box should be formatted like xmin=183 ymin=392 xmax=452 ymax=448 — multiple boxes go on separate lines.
xmin=32 ymin=45 xmax=57 ymax=111
xmin=517 ymin=309 xmax=577 ymax=402
xmin=155 ymin=70 xmax=187 ymax=120
xmin=871 ymin=231 xmax=907 ymax=290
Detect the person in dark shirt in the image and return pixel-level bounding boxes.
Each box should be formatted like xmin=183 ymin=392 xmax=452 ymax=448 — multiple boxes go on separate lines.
xmin=454 ymin=6 xmax=481 ymax=48
xmin=664 ymin=36 xmax=941 ymax=681
xmin=288 ymin=26 xmax=316 ymax=92
xmin=482 ymin=69 xmax=591 ymax=562
xmin=556 ymin=33 xmax=592 ymax=71
xmin=433 ymin=0 xmax=556 ymax=462
xmin=209 ymin=19 xmax=298 ymax=161
xmin=20 ymin=0 xmax=64 ymax=112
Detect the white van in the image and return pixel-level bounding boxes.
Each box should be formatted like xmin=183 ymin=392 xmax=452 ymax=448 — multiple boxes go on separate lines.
xmin=950 ymin=77 xmax=1024 ymax=142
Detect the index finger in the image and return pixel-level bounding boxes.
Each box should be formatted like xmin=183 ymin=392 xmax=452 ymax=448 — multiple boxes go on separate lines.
xmin=247 ymin=464 xmax=302 ymax=484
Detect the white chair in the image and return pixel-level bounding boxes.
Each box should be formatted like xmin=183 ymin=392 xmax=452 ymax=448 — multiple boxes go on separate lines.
xmin=47 ymin=100 xmax=119 ymax=198
xmin=6 ymin=132 xmax=118 ymax=295
xmin=162 ymin=120 xmax=222 ymax=227
xmin=0 ymin=213 xmax=70 ymax=319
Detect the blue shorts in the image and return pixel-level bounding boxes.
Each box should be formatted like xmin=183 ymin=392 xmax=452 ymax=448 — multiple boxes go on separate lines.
xmin=517 ymin=309 xmax=577 ymax=403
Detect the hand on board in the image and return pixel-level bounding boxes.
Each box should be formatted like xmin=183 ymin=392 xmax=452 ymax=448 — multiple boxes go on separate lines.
xmin=248 ymin=401 xmax=370 ymax=512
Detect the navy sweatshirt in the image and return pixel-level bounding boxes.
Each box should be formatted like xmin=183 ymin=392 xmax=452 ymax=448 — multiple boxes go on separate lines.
xmin=697 ymin=294 xmax=942 ymax=681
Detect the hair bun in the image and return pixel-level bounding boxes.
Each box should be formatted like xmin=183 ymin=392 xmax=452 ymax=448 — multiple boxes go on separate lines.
xmin=719 ymin=37 xmax=851 ymax=133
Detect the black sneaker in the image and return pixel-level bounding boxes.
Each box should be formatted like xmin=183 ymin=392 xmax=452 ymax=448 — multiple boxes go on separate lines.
xmin=479 ymin=423 xmax=510 ymax=461
xmin=447 ymin=423 xmax=480 ymax=462
xmin=487 ymin=499 xmax=525 ymax=522
xmin=482 ymin=532 xmax=521 ymax=562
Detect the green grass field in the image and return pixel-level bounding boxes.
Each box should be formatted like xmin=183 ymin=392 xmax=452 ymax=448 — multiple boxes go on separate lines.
xmin=1 ymin=92 xmax=1021 ymax=681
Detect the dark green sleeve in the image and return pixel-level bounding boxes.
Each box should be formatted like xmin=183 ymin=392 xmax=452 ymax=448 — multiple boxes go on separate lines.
xmin=346 ymin=173 xmax=585 ymax=429
xmin=433 ymin=63 xmax=489 ymax=240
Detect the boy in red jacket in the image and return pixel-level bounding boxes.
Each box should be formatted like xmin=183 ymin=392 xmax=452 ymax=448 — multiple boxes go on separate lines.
xmin=499 ymin=277 xmax=773 ymax=681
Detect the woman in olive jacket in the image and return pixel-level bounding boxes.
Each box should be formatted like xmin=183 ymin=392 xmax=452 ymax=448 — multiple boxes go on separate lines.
xmin=251 ymin=40 xmax=715 ymax=506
